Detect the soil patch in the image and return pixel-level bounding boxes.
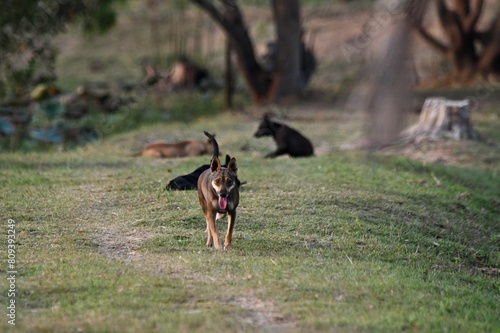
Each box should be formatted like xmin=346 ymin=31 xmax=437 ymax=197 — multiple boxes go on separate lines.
xmin=227 ymin=295 xmax=296 ymax=332
xmin=96 ymin=227 xmax=156 ymax=260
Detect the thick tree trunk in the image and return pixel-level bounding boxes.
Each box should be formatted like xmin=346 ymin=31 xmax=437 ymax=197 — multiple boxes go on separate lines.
xmin=403 ymin=97 xmax=480 ymax=142
xmin=224 ymin=36 xmax=234 ymax=109
xmin=268 ymin=0 xmax=303 ymax=101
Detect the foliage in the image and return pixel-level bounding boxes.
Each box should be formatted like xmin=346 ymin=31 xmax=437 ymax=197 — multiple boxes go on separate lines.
xmin=0 ymin=88 xmax=228 ymax=152
xmin=0 ymin=0 xmax=126 ymax=99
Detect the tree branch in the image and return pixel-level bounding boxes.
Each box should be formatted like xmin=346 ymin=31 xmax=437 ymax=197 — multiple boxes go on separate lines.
xmin=436 ymin=0 xmax=464 ymax=50
xmin=477 ymin=16 xmax=500 ymax=75
xmin=437 ymin=0 xmax=455 ymax=29
xmin=417 ymin=26 xmax=448 ymax=54
xmin=464 ymin=0 xmax=484 ymax=33
xmin=189 ymin=0 xmax=270 ymax=103
xmin=190 ymin=0 xmax=229 ymax=31
xmin=452 ymin=0 xmax=470 ymax=19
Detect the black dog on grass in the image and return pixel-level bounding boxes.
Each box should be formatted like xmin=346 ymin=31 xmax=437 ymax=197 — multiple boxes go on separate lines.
xmin=165 ymin=155 xmax=241 ymax=190
xmin=254 ymin=112 xmax=314 ymax=158
xmin=165 ymin=164 xmax=208 ymax=190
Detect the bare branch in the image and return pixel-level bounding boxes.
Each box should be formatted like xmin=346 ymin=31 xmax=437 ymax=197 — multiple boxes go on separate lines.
xmin=437 ymin=0 xmax=455 ymax=29
xmin=464 ymin=0 xmax=485 ymax=33
xmin=448 ymin=0 xmax=484 ymax=33
xmin=452 ymin=0 xmax=470 ymax=19
xmin=190 ymin=0 xmax=229 ymax=32
xmin=417 ymin=26 xmax=448 ymax=54
xmin=436 ymin=0 xmax=464 ymax=49
xmin=477 ymin=16 xmax=500 ymax=75
xmin=190 ymin=0 xmax=270 ymax=103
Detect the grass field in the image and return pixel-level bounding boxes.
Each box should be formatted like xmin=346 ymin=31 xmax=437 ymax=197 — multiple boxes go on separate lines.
xmin=2 ymin=0 xmax=499 ymax=331
xmin=1 ymin=109 xmax=499 ymax=332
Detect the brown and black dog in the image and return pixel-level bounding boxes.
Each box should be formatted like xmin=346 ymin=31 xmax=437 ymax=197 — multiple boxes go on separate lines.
xmin=134 ymin=136 xmax=214 ymax=158
xmin=197 ymin=131 xmax=239 ymax=250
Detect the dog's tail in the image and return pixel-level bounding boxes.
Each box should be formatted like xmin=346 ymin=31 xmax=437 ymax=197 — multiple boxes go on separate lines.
xmin=203 ymin=131 xmax=219 ymax=160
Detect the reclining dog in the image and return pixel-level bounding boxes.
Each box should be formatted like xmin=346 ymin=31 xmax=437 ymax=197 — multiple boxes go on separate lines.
xmin=165 ymin=155 xmax=241 ymax=191
xmin=134 ymin=135 xmax=214 ymax=158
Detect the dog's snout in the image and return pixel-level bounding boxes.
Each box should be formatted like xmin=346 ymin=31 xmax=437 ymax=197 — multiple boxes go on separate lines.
xmin=254 ymin=129 xmax=264 ymax=137
xmin=219 ymin=192 xmax=228 ymax=198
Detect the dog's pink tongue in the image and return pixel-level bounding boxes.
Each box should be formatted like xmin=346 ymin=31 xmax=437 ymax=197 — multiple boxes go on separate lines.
xmin=218 ymin=196 xmax=227 ymax=210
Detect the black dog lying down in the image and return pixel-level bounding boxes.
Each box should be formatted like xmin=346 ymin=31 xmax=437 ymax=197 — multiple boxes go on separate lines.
xmin=166 ymin=155 xmax=241 ymax=190
xmin=166 ymin=164 xmax=208 ymax=190
xmin=254 ymin=112 xmax=314 ymax=158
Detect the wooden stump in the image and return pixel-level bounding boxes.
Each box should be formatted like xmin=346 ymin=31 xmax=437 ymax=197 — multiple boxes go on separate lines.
xmin=403 ymin=97 xmax=481 ymax=142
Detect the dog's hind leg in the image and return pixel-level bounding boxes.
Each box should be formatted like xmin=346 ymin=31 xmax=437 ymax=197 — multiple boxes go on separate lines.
xmin=224 ymin=211 xmax=236 ymax=250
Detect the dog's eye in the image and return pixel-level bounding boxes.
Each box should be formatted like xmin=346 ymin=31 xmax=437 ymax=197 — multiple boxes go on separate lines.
xmin=227 ymin=179 xmax=233 ymax=186
xmin=215 ymin=179 xmax=221 ymax=185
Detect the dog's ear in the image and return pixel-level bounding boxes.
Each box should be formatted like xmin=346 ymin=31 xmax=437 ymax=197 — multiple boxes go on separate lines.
xmin=210 ymin=156 xmax=221 ymax=172
xmin=225 ymin=154 xmax=231 ymax=166
xmin=227 ymin=157 xmax=238 ymax=175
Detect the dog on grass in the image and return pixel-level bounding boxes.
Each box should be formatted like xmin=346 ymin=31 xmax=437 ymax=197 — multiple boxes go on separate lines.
xmin=197 ymin=131 xmax=239 ymax=250
xmin=166 ymin=164 xmax=209 ymax=190
xmin=165 ymin=155 xmax=241 ymax=191
xmin=134 ymin=135 xmax=215 ymax=158
xmin=254 ymin=112 xmax=314 ymax=158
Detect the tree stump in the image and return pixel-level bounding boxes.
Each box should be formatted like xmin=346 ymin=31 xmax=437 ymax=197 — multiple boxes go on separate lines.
xmin=403 ymin=97 xmax=481 ymax=142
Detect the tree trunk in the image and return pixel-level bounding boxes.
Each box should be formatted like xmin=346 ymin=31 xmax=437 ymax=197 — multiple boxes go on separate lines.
xmin=191 ymin=0 xmax=270 ymax=103
xmin=403 ymin=97 xmax=480 ymax=142
xmin=224 ymin=36 xmax=234 ymax=109
xmin=268 ymin=0 xmax=303 ymax=101
xmin=190 ymin=0 xmax=314 ymax=104
xmin=477 ymin=16 xmax=500 ymax=79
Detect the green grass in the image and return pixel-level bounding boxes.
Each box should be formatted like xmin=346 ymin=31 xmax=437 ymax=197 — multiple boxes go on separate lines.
xmin=1 ymin=111 xmax=498 ymax=332
xmin=3 ymin=1 xmax=496 ymax=330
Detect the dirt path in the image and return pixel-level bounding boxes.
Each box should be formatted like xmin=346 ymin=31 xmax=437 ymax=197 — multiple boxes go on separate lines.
xmin=94 ymin=224 xmax=297 ymax=330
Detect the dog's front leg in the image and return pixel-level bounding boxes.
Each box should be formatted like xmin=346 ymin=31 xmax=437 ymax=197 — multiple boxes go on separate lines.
xmin=205 ymin=219 xmax=213 ymax=247
xmin=206 ymin=212 xmax=221 ymax=249
xmin=266 ymin=146 xmax=288 ymax=158
xmin=224 ymin=211 xmax=236 ymax=250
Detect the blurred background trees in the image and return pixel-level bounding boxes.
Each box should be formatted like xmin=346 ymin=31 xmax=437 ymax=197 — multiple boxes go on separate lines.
xmin=0 ymin=0 xmax=498 ymax=151
xmin=0 ymin=0 xmax=125 ymax=99
xmin=191 ymin=0 xmax=316 ymax=104
xmin=416 ymin=0 xmax=500 ymax=84
xmin=0 ymin=0 xmax=318 ymax=104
